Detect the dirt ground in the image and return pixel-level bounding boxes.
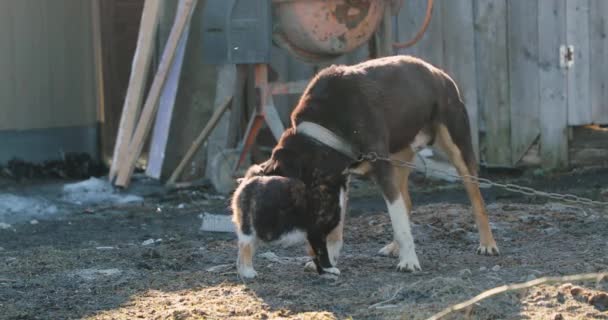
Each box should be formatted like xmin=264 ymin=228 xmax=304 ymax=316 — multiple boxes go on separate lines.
xmin=1 ymin=167 xmax=607 ymax=320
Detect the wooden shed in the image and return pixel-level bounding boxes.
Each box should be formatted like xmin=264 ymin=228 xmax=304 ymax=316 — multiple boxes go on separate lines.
xmin=0 ymin=0 xmax=101 ymax=164
xmin=2 ymin=0 xmax=607 ymax=174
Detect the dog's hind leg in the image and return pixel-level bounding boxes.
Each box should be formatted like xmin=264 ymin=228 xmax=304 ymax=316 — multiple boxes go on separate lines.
xmin=236 ymin=233 xmax=258 ymax=279
xmin=435 ymin=124 xmax=499 ymax=255
xmin=308 ymin=233 xmax=340 ymax=277
xmin=378 ymin=147 xmax=415 ymax=258
xmin=326 ymin=181 xmax=350 ymax=265
xmin=372 ymin=159 xmax=421 ymax=272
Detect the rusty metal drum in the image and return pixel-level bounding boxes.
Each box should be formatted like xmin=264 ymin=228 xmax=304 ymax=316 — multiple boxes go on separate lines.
xmin=272 ymin=0 xmax=386 ymax=62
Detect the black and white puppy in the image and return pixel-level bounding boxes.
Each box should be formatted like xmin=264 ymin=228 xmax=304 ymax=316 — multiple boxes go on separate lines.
xmin=231 ymin=165 xmax=347 ymax=279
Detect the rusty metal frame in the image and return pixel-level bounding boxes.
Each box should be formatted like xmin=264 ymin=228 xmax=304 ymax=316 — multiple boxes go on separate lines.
xmin=233 ymin=64 xmax=310 ymax=172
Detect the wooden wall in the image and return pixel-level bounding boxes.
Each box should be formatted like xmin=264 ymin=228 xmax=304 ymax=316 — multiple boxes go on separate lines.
xmin=0 ymin=0 xmax=98 ymax=131
xmin=394 ymin=0 xmax=608 ymax=168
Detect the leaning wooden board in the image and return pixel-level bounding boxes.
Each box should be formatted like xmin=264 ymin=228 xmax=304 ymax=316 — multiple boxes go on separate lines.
xmin=109 ymin=0 xmax=162 ymax=183
xmin=114 ymin=0 xmax=198 ymax=188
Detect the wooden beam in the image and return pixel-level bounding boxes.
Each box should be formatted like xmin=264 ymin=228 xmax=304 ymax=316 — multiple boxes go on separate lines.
xmin=566 ymin=0 xmax=591 ymax=126
xmin=166 ymin=96 xmax=233 ymax=186
xmin=114 ymin=0 xmax=198 ymax=188
xmin=441 ymin=1 xmax=479 ymax=161
xmin=508 ymin=0 xmax=540 ymax=164
xmin=538 ymin=0 xmax=568 ymax=168
xmin=108 ymin=0 xmax=162 ymax=182
xmin=145 ymin=7 xmax=192 ymax=179
xmin=474 ymin=0 xmax=511 ymax=166
xmin=589 ymin=0 xmax=608 ymax=124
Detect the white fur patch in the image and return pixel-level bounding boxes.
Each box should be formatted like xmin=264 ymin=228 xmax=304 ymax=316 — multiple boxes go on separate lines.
xmin=327 ymin=239 xmax=343 ymax=266
xmin=323 ymin=267 xmax=340 ymax=275
xmin=273 ymin=229 xmax=307 ymax=247
xmin=384 ymin=195 xmax=421 ymax=271
xmin=238 ymin=266 xmax=258 ymax=279
xmin=236 ymin=230 xmax=255 ymax=244
xmin=339 ymin=187 xmax=347 ymax=211
xmin=411 ymin=131 xmax=431 ymax=151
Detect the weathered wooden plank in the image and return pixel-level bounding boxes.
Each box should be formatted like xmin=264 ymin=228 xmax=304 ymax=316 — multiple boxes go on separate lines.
xmin=11 ymin=0 xmax=46 ymax=129
xmin=63 ymin=0 xmax=90 ymax=127
xmin=115 ymin=0 xmax=198 ymax=188
xmin=49 ymin=1 xmax=72 ymax=128
xmin=507 ymin=0 xmax=540 ymax=164
xmin=91 ymin=0 xmax=106 ymax=125
xmin=538 ymin=0 xmax=569 ymax=168
xmin=395 ymin=0 xmax=443 ymax=66
xmin=474 ymin=0 xmax=511 ymax=166
xmin=441 ymin=0 xmax=480 ymax=161
xmin=0 ymin=1 xmax=16 ymax=130
xmin=78 ymin=0 xmax=98 ymax=128
xmin=589 ymin=0 xmax=608 ymax=124
xmin=109 ymin=0 xmax=162 ymax=182
xmin=566 ymin=0 xmax=592 ymax=125
xmin=203 ymin=64 xmax=237 ymax=188
xmin=146 ymin=13 xmax=192 ymax=179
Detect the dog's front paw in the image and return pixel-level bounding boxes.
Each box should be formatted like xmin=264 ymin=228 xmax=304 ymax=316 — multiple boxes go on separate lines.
xmin=378 ymin=241 xmax=399 ymax=257
xmin=304 ymin=261 xmax=317 ymax=272
xmin=477 ymin=243 xmax=500 ymax=256
xmin=396 ymin=250 xmax=421 ymax=272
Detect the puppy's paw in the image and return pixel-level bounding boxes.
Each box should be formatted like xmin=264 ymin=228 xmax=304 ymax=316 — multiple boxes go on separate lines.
xmin=378 ymin=241 xmax=399 ymax=257
xmin=322 ymin=267 xmax=340 ymax=275
xmin=304 ymin=261 xmax=317 ymax=272
xmin=238 ymin=267 xmax=258 ymax=279
xmin=320 ymin=267 xmax=340 ymax=280
xmin=477 ymin=243 xmax=500 ymax=256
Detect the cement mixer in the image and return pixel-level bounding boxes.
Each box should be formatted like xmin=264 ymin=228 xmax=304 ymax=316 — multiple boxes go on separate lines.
xmin=272 ymin=0 xmax=387 ymax=62
xmin=201 ymin=0 xmax=429 ymax=64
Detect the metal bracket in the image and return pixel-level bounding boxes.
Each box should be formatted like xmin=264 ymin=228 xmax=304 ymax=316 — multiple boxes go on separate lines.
xmin=560 ymin=45 xmax=575 ymax=69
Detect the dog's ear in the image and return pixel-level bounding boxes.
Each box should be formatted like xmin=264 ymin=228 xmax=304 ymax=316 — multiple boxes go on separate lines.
xmin=264 ymin=148 xmax=302 ymax=178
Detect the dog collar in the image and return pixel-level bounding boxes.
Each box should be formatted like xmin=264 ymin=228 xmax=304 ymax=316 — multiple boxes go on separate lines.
xmin=295 ymin=121 xmax=358 ymax=160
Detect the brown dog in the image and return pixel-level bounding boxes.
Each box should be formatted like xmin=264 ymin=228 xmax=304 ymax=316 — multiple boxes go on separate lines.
xmin=253 ymin=55 xmax=499 ymax=272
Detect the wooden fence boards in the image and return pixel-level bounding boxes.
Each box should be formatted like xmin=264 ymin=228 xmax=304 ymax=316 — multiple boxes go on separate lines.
xmin=566 ymin=0 xmax=592 ymax=126
xmin=538 ymin=0 xmax=569 ymax=168
xmin=507 ymin=0 xmax=540 ymax=164
xmin=440 ymin=0 xmax=480 ymax=160
xmin=474 ymin=0 xmax=511 ymax=166
xmin=589 ymin=0 xmax=608 ymax=124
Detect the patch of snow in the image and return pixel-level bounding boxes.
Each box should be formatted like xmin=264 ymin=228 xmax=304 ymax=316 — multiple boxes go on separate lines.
xmin=0 ymin=222 xmax=12 ymax=230
xmin=0 ymin=194 xmax=58 ymax=221
xmin=61 ymin=177 xmax=143 ymax=206
xmin=30 ymin=219 xmax=39 ymax=225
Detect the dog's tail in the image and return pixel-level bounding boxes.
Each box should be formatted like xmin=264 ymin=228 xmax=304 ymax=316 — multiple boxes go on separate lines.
xmin=440 ymin=76 xmax=478 ymax=174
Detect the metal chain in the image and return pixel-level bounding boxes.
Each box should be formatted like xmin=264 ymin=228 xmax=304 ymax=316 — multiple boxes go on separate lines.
xmin=358 ymin=152 xmax=608 ymax=208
